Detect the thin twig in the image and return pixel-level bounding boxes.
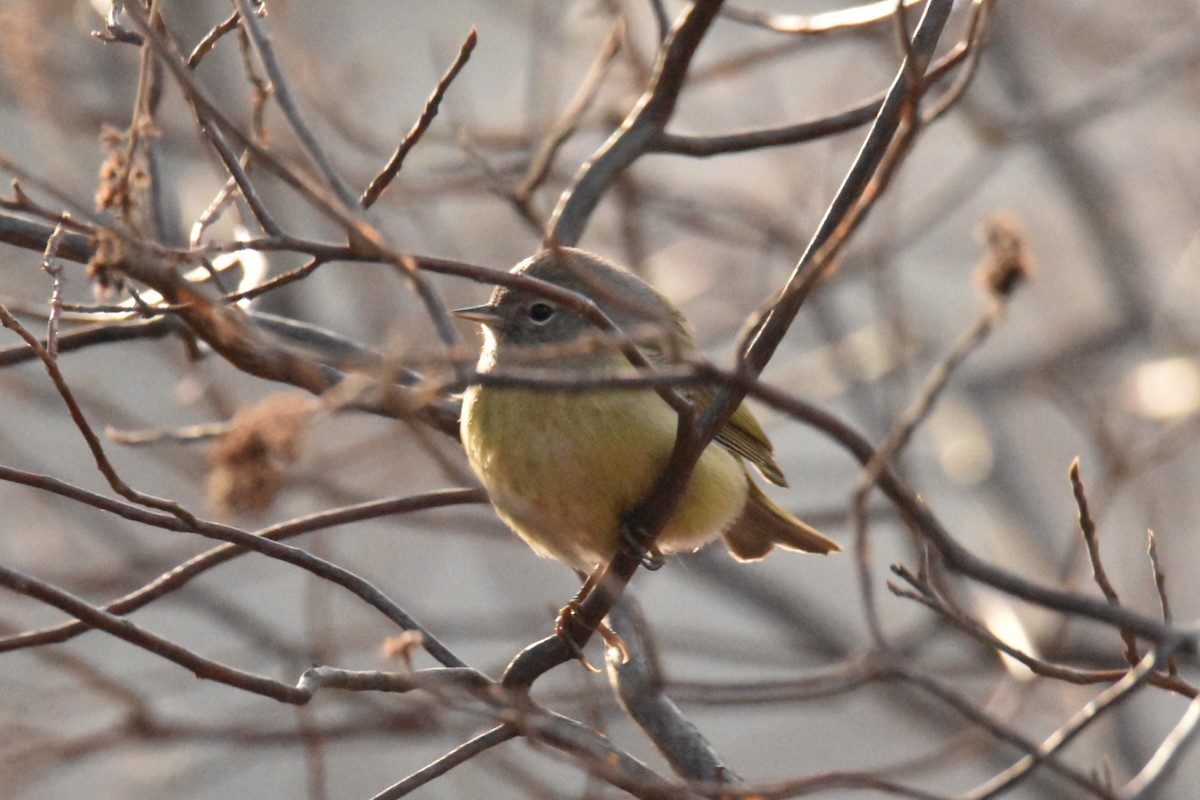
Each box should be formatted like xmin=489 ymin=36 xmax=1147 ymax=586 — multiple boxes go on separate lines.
xmin=106 ymin=421 xmax=231 ymax=445
xmin=39 ymin=220 xmax=68 ymax=358
xmin=1071 ymin=458 xmax=1141 ymax=667
xmin=361 ymin=28 xmax=478 ymax=209
xmin=667 ymin=656 xmax=886 ymax=704
xmin=922 ymin=0 xmax=993 ymax=123
xmin=231 ymin=0 xmax=359 ymax=209
xmin=0 ymin=563 xmax=310 ymax=703
xmin=1146 ymin=530 xmax=1178 ymax=677
xmin=370 ymin=725 xmax=516 ymax=800
xmin=1120 ymin=695 xmax=1200 ymax=799
xmin=187 ymin=9 xmax=241 ymax=68
xmin=0 ymin=303 xmax=203 ymax=528
xmin=963 ymin=649 xmax=1168 ymax=800
xmin=190 ymin=152 xmax=252 ymax=247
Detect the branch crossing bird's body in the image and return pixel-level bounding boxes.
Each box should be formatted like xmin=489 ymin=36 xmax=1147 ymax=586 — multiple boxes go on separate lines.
xmin=457 ymin=248 xmax=839 ymax=573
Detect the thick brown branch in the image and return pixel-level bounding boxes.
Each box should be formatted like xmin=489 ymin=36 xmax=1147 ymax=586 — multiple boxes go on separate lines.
xmin=550 ymin=0 xmax=726 ymax=244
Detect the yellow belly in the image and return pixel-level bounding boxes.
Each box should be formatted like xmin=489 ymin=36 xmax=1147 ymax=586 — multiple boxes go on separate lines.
xmin=461 ymin=385 xmax=749 ymax=571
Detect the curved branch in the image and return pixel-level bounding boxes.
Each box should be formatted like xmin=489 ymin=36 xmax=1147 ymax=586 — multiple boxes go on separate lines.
xmin=0 ymin=484 xmax=484 ymax=653
xmin=0 ymin=563 xmax=309 ymax=703
xmin=654 ymin=36 xmax=970 ymax=157
xmin=550 ymin=0 xmax=726 ymax=244
xmin=0 ymin=465 xmax=469 ymax=667
xmin=608 ymin=600 xmax=736 ymax=783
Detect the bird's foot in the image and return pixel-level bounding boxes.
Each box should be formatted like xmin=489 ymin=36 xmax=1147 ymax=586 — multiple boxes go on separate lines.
xmin=554 ymin=600 xmax=629 ymax=671
xmin=619 ymin=518 xmax=665 ymax=571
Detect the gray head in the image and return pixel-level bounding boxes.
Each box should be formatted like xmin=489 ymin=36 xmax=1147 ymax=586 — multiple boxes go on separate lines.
xmin=455 ymin=248 xmax=687 ymax=359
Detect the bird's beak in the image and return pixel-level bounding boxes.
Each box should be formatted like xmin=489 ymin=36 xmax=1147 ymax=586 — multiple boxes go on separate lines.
xmin=451 ymin=304 xmax=503 ymax=328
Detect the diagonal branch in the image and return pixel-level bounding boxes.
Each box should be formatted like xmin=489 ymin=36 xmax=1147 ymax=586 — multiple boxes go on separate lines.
xmin=964 ymin=649 xmax=1169 ymax=800
xmin=0 ymin=464 xmax=467 ymax=668
xmin=550 ymin=0 xmax=726 ymax=244
xmin=361 ymin=28 xmax=478 ymax=209
xmin=607 ymin=600 xmax=736 ymax=783
xmin=231 ymin=0 xmax=359 ymax=209
xmin=1071 ymin=458 xmax=1141 ymax=667
xmin=0 ymin=563 xmax=309 ymax=703
xmin=0 ymin=485 xmax=484 ymax=653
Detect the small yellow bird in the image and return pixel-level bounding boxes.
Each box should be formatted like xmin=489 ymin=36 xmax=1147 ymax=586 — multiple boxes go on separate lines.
xmin=456 ymin=247 xmax=839 ymax=573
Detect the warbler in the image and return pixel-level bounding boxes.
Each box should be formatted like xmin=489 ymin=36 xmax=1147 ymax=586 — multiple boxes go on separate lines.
xmin=456 ymin=247 xmax=839 ymax=574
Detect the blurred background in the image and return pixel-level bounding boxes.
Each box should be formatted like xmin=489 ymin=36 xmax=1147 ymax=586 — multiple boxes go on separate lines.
xmin=1 ymin=1 xmax=1198 ymax=798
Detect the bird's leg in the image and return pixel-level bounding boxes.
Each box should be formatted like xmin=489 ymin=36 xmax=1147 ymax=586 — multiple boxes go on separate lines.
xmin=618 ymin=515 xmax=665 ymax=571
xmin=555 ymin=570 xmax=602 ymax=672
xmin=554 ymin=568 xmax=629 ymax=671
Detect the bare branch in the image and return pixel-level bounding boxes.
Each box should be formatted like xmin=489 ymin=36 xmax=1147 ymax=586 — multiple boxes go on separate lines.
xmin=1071 ymin=457 xmax=1141 ymax=666
xmin=0 ymin=464 xmax=472 ymax=667
xmin=964 ymin=650 xmax=1167 ymax=800
xmin=361 ymin=28 xmax=478 ymax=209
xmin=724 ymin=0 xmax=926 ymax=35
xmin=230 ymin=0 xmax=359 ymax=209
xmin=607 ymin=600 xmax=736 ymax=783
xmin=186 ymin=9 xmax=242 ymax=69
xmin=370 ymin=725 xmax=517 ymax=800
xmin=1121 ymin=696 xmax=1200 ymax=799
xmin=550 ymin=0 xmax=726 ymax=244
xmin=0 ymin=562 xmax=309 ymax=703
xmin=38 ymin=219 xmax=68 ymax=358
xmin=1146 ymin=530 xmax=1179 ymax=677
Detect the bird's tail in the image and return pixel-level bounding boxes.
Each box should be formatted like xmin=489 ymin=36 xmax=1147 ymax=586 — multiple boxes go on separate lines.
xmin=723 ymin=477 xmax=840 ymax=561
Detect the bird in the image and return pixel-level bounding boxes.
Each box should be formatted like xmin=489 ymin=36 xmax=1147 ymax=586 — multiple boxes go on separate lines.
xmin=455 ymin=247 xmax=839 ymax=575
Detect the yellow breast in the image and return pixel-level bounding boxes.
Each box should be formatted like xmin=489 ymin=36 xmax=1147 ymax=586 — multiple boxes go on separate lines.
xmin=461 ymin=385 xmax=748 ymax=571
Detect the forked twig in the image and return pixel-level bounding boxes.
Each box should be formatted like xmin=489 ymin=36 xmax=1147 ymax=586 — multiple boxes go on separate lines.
xmin=0 ymin=303 xmax=203 ymax=528
xmin=231 ymin=0 xmax=358 ymax=209
xmin=964 ymin=649 xmax=1169 ymax=800
xmin=187 ymin=9 xmax=241 ymax=68
xmin=0 ymin=563 xmax=309 ymax=703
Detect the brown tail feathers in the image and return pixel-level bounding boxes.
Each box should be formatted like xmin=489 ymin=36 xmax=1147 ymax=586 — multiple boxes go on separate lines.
xmin=723 ymin=478 xmax=840 ymax=562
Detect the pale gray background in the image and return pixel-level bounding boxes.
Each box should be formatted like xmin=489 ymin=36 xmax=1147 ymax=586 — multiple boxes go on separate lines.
xmin=1 ymin=1 xmax=1198 ymax=798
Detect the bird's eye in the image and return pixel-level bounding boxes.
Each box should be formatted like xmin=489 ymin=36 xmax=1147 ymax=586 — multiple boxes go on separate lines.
xmin=528 ymin=302 xmax=556 ymax=324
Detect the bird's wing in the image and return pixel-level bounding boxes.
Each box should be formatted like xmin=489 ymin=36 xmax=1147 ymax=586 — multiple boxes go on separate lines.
xmin=638 ymin=318 xmax=789 ymax=488
xmin=683 ymin=385 xmax=788 ymax=487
